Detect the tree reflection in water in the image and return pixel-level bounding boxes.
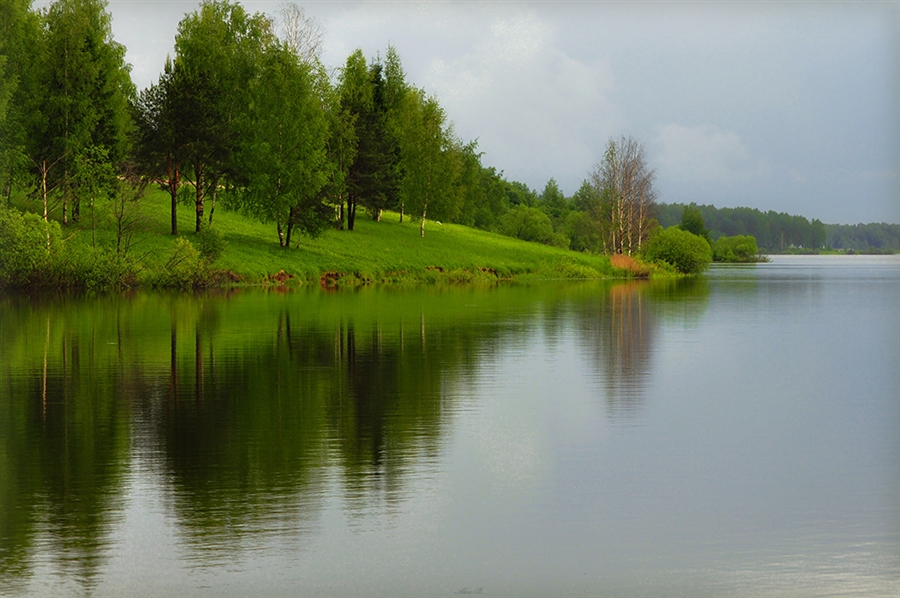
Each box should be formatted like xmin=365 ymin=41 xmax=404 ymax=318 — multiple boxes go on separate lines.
xmin=0 ymin=281 xmax=709 ymax=589
xmin=575 ymin=278 xmax=709 ymax=421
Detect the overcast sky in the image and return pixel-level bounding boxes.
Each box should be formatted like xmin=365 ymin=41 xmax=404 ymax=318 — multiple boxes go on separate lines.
xmin=41 ymin=0 xmax=900 ymax=224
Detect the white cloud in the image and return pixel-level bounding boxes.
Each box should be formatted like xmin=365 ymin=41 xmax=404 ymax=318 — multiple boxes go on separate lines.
xmin=653 ymin=124 xmax=767 ymax=185
xmin=423 ymin=11 xmax=618 ymax=192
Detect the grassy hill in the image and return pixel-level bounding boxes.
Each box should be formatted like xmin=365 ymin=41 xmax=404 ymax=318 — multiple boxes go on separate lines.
xmin=7 ymin=188 xmax=634 ymax=288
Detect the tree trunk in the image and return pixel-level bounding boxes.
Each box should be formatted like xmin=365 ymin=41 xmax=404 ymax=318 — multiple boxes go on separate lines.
xmin=208 ymin=184 xmax=217 ymax=225
xmin=348 ymin=195 xmax=357 ymax=231
xmin=41 ymin=160 xmax=49 ymax=222
xmin=167 ymin=155 xmax=179 ymax=235
xmin=420 ymin=200 xmax=428 ymax=238
xmin=194 ymin=166 xmax=204 ymax=233
xmin=285 ymin=206 xmax=296 ymax=248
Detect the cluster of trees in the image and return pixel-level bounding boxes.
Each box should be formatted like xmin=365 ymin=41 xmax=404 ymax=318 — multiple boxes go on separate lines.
xmin=655 ymin=203 xmax=898 ymax=253
xmin=0 ymin=0 xmax=489 ymax=248
xmin=656 ymin=203 xmax=827 ymax=251
xmin=826 ymin=223 xmax=899 ymax=252
xmin=10 ymin=0 xmax=884 ymax=283
xmin=0 ymin=0 xmax=134 ymax=228
xmin=492 ymin=137 xmax=658 ymax=256
xmin=1 ymin=0 xmax=663 ymax=257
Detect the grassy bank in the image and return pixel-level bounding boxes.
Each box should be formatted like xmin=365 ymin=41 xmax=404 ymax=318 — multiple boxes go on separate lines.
xmin=4 ymin=188 xmax=648 ymax=288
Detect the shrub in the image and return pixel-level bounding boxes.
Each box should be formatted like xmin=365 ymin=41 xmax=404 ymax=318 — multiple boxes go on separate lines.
xmin=500 ymin=205 xmax=555 ymax=244
xmin=610 ymin=253 xmax=652 ymax=278
xmin=53 ymin=245 xmax=137 ymax=290
xmin=196 ymin=225 xmax=226 ymax=264
xmin=152 ymin=237 xmax=207 ymax=288
xmin=0 ymin=208 xmax=61 ymax=288
xmin=640 ymin=226 xmax=712 ymax=274
xmin=712 ymin=235 xmax=760 ymax=262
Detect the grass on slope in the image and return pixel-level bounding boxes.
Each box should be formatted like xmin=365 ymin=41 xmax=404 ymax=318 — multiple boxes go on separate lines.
xmin=13 ymin=188 xmax=625 ymax=286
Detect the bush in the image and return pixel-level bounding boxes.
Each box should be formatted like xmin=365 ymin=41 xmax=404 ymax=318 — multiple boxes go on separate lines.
xmin=196 ymin=225 xmax=226 ymax=264
xmin=500 ymin=205 xmax=555 ymax=244
xmin=640 ymin=226 xmax=712 ymax=274
xmin=712 ymin=235 xmax=761 ymax=262
xmin=152 ymin=237 xmax=207 ymax=288
xmin=52 ymin=245 xmax=137 ymax=290
xmin=0 ymin=208 xmax=61 ymax=288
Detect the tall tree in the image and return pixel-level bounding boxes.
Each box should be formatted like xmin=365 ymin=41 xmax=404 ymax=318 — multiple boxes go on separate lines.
xmin=336 ymin=49 xmax=370 ymax=231
xmin=38 ymin=0 xmax=134 ymax=224
xmin=381 ymin=45 xmax=408 ymax=221
xmin=679 ymin=203 xmax=710 ymax=242
xmin=132 ymin=58 xmax=182 ymax=235
xmin=589 ymin=136 xmax=656 ymax=255
xmin=230 ymin=41 xmax=330 ymax=247
xmin=396 ymin=88 xmax=461 ymax=237
xmin=539 ymin=177 xmax=568 ymax=226
xmin=337 ymin=48 xmax=404 ymax=228
xmin=0 ymin=0 xmax=42 ymax=201
xmin=172 ymin=0 xmax=273 ymax=232
xmin=319 ymin=81 xmax=356 ymax=230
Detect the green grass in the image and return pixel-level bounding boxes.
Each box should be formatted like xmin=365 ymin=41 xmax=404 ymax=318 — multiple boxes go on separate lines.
xmin=10 ymin=188 xmax=634 ymax=287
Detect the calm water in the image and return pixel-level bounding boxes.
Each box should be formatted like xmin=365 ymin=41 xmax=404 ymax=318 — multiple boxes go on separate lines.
xmin=1 ymin=256 xmax=898 ymax=597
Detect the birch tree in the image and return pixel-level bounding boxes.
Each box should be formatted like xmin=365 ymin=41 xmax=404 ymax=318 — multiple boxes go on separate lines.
xmin=276 ymin=3 xmax=323 ymax=64
xmin=230 ymin=41 xmax=330 ymax=247
xmin=589 ymin=136 xmax=656 ymax=255
xmin=396 ymin=88 xmax=461 ymax=237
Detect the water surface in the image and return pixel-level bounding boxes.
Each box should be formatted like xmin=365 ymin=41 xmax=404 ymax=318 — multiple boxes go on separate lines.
xmin=1 ymin=255 xmax=898 ymax=596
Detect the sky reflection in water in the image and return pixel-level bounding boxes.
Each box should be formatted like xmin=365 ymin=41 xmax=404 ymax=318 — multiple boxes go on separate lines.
xmin=1 ymin=256 xmax=898 ymax=596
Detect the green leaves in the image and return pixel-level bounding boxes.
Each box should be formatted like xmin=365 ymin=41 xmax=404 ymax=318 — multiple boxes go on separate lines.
xmin=641 ymin=226 xmax=712 ymax=275
xmin=679 ymin=204 xmax=710 ymax=242
xmin=712 ymin=235 xmax=760 ymax=262
xmin=231 ymin=42 xmax=330 ymax=245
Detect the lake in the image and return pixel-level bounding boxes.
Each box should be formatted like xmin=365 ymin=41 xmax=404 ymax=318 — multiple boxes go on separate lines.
xmin=1 ymin=255 xmax=898 ymax=597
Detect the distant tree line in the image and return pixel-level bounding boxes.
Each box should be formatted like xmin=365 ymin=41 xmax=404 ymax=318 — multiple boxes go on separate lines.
xmin=824 ymin=223 xmax=899 ymax=252
xmin=656 ymin=203 xmax=898 ymax=252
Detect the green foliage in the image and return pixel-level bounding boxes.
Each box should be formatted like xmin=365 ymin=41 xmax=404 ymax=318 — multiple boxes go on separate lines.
xmin=339 ymin=48 xmax=403 ymax=230
xmin=230 ymin=42 xmax=330 ymax=246
xmin=33 ymin=0 xmax=135 ymax=221
xmin=0 ymin=207 xmax=59 ymax=287
xmin=657 ymin=203 xmax=832 ymax=252
xmin=500 ymin=205 xmax=555 ymax=244
xmin=395 ymin=87 xmax=462 ymax=236
xmin=0 ymin=206 xmax=138 ymax=289
xmin=0 ymin=0 xmax=43 ymax=195
xmin=172 ymin=0 xmax=275 ymax=232
xmin=54 ymin=245 xmax=137 ymax=290
xmin=712 ymin=235 xmax=761 ymax=262
xmin=640 ymin=226 xmax=712 ymax=275
xmin=564 ymin=210 xmax=600 ymax=253
xmin=152 ymin=237 xmax=208 ymax=288
xmin=538 ymin=178 xmax=568 ymax=225
xmin=679 ymin=204 xmax=709 ymax=241
xmin=826 ymin=222 xmax=900 ymax=251
xmin=196 ymin=225 xmax=226 ymax=264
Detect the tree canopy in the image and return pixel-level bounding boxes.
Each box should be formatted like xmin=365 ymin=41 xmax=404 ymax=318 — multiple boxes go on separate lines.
xmin=1 ymin=0 xmax=889 ymax=266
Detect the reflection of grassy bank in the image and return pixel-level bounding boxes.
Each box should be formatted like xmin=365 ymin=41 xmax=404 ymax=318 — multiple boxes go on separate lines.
xmin=0 ymin=279 xmax=713 ymax=584
xmin=4 ymin=189 xmax=660 ymax=290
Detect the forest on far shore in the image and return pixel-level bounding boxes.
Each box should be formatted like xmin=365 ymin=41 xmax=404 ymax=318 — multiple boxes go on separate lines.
xmin=656 ymin=203 xmax=899 ymax=253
